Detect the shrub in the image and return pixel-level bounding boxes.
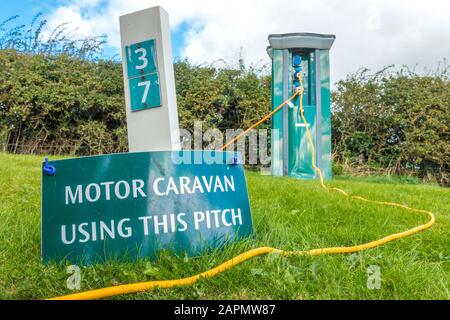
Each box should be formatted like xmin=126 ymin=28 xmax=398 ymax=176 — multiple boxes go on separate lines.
xmin=332 ymin=65 xmax=450 ymax=185
xmin=0 ymin=50 xmax=126 ymax=154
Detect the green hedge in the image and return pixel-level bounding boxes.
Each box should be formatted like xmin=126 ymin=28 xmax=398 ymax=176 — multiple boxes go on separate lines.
xmin=0 ymin=51 xmax=271 ymax=155
xmin=0 ymin=50 xmax=126 ymax=155
xmin=332 ymin=67 xmax=450 ymax=185
xmin=0 ymin=50 xmax=448 ymax=185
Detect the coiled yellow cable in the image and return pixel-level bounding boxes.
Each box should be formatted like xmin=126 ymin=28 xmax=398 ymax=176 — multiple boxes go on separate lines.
xmin=49 ymin=75 xmax=435 ymax=300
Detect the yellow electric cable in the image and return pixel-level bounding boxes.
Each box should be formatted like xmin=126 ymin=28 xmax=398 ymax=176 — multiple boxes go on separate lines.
xmin=49 ymin=73 xmax=435 ymax=300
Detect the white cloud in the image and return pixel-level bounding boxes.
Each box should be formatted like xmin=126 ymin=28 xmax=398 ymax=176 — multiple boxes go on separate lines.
xmin=44 ymin=5 xmax=94 ymax=38
xmin=44 ymin=0 xmax=450 ymax=82
xmin=69 ymin=0 xmax=102 ymax=7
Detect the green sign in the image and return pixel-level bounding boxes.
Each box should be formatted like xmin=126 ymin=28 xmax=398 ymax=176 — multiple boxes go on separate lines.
xmin=41 ymin=151 xmax=253 ymax=264
xmin=129 ymin=73 xmax=161 ymax=111
xmin=126 ymin=39 xmax=161 ymax=111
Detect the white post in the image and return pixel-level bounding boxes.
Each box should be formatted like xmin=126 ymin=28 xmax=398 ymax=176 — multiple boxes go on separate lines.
xmin=120 ymin=6 xmax=180 ymax=152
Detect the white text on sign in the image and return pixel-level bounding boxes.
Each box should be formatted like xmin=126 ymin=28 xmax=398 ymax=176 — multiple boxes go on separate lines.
xmin=65 ymin=175 xmax=235 ymax=205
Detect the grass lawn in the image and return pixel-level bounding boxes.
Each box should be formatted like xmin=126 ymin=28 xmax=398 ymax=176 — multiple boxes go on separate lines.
xmin=0 ymin=152 xmax=449 ymax=300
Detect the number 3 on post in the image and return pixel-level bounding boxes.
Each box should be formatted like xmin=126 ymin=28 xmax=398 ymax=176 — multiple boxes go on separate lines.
xmin=126 ymin=39 xmax=162 ymax=111
xmin=126 ymin=39 xmax=158 ymax=77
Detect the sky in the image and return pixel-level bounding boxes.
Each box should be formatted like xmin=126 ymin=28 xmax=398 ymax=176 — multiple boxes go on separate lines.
xmin=1 ymin=0 xmax=449 ymax=83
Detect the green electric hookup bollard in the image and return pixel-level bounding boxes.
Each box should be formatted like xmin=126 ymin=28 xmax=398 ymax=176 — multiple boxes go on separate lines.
xmin=267 ymin=33 xmax=335 ymax=180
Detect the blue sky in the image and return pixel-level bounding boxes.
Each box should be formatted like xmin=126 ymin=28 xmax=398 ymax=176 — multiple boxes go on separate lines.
xmin=0 ymin=0 xmax=58 ymax=21
xmin=1 ymin=0 xmax=449 ymax=82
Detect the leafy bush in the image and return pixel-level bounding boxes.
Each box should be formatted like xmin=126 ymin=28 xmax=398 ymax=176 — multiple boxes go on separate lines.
xmin=175 ymin=59 xmax=271 ymax=132
xmin=0 ymin=50 xmax=126 ymax=155
xmin=332 ymin=65 xmax=450 ymax=185
xmin=0 ymin=51 xmax=271 ymax=155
